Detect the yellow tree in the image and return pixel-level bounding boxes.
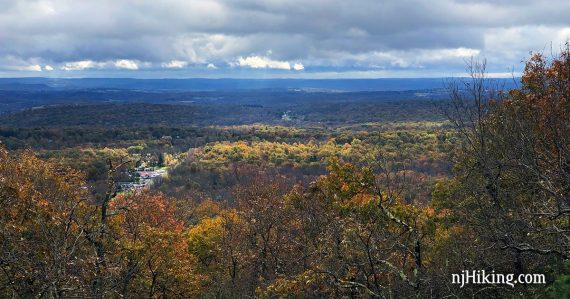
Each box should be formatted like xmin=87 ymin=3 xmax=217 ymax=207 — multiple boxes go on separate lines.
xmin=0 ymin=148 xmax=96 ymax=298
xmin=109 ymin=192 xmax=203 ymax=298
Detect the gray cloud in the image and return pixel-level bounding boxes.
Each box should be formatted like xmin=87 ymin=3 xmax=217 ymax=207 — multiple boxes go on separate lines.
xmin=0 ymin=0 xmax=569 ymax=77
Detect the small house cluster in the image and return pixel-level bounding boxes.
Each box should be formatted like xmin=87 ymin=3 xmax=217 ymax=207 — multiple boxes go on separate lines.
xmin=117 ymin=166 xmax=166 ymax=192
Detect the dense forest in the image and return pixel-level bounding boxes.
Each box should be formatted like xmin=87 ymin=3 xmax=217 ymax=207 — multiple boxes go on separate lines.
xmin=1 ymin=48 xmax=569 ymax=298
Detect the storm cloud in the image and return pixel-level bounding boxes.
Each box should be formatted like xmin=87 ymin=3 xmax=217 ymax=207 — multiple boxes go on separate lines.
xmin=0 ymin=0 xmax=569 ymax=77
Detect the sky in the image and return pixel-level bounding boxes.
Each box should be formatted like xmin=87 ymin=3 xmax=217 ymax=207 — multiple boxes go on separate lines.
xmin=0 ymin=0 xmax=569 ymax=79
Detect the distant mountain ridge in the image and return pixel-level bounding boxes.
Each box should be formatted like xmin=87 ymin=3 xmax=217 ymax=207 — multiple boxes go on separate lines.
xmin=0 ymin=77 xmax=519 ymax=92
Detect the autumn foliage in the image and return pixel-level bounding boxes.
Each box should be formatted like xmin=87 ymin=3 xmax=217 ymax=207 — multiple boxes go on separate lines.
xmin=1 ymin=45 xmax=570 ymax=298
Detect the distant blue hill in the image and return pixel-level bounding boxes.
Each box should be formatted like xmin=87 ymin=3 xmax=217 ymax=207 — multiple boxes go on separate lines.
xmin=0 ymin=77 xmax=520 ymax=92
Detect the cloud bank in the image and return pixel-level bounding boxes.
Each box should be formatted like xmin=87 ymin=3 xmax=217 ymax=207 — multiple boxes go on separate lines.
xmin=0 ymin=0 xmax=569 ymax=77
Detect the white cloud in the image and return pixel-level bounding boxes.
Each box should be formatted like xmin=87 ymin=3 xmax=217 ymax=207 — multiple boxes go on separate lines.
xmin=161 ymin=60 xmax=188 ymax=68
xmin=61 ymin=59 xmax=140 ymax=71
xmin=21 ymin=64 xmax=42 ymax=72
xmin=293 ymin=63 xmax=304 ymax=70
xmin=114 ymin=59 xmax=138 ymax=70
xmin=171 ymin=34 xmax=245 ymax=64
xmin=484 ymin=26 xmax=570 ymax=54
xmin=556 ymin=28 xmax=570 ymax=44
xmin=61 ymin=60 xmax=98 ymax=71
xmin=237 ymin=56 xmax=291 ymax=70
xmin=235 ymin=56 xmax=303 ymax=70
xmin=207 ymin=63 xmax=217 ymax=69
xmin=44 ymin=65 xmax=54 ymax=71
xmin=439 ymin=47 xmax=480 ymax=58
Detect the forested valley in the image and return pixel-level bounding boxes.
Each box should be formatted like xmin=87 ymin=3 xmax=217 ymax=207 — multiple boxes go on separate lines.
xmin=1 ymin=50 xmax=569 ymax=298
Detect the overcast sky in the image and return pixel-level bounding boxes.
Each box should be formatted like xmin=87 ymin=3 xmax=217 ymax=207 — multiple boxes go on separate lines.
xmin=1 ymin=0 xmax=569 ymax=78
